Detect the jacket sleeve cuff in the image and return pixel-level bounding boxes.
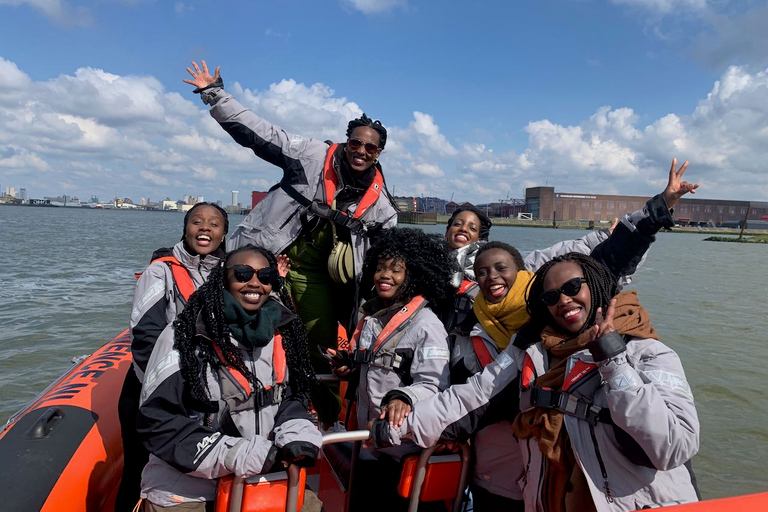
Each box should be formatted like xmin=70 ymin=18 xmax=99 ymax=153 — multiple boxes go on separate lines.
xmin=381 ymin=389 xmax=413 ymax=408
xmin=371 ymin=418 xmax=403 ymax=449
xmin=279 ymin=441 xmax=320 ymax=468
xmin=624 ymin=193 xmax=674 ymax=237
xmin=587 ymin=330 xmax=627 ymax=362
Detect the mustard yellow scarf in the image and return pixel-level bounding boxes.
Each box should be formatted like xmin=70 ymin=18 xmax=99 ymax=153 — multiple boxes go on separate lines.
xmin=473 ymin=269 xmax=534 ymax=350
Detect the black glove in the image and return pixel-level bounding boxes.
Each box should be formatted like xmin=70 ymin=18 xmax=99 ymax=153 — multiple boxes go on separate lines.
xmin=586 ymin=330 xmax=626 ymax=362
xmin=371 ymin=418 xmax=395 ymax=449
xmin=278 ymin=441 xmax=319 ymax=468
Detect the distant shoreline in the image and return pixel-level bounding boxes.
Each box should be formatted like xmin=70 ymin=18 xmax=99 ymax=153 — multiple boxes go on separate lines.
xmin=5 ymin=202 xmax=766 ymax=236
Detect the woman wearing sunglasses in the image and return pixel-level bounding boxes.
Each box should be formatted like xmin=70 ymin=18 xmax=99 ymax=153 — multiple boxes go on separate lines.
xmin=509 ymin=252 xmax=699 ymax=511
xmin=184 ymin=60 xmax=398 ymax=429
xmin=135 ymin=244 xmax=320 ymax=511
xmin=116 ymin=202 xmax=229 ymax=511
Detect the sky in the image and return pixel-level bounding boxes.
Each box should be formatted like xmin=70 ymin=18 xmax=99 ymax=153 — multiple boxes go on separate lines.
xmin=1 ymin=0 xmax=768 ymax=206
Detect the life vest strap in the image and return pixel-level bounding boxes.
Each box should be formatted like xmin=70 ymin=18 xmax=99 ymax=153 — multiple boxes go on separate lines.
xmin=256 ymin=383 xmax=286 ymax=408
xmin=521 ymin=386 xmax=610 ymax=426
xmin=471 ymin=336 xmax=495 ymax=369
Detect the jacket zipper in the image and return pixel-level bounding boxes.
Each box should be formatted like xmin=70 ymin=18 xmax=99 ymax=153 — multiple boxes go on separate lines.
xmin=279 ymin=208 xmax=300 ymax=229
xmin=589 ymin=424 xmax=614 ymax=503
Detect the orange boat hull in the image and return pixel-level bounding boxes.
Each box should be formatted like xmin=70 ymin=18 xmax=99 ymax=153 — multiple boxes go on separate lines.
xmin=0 ymin=329 xmax=132 ymax=511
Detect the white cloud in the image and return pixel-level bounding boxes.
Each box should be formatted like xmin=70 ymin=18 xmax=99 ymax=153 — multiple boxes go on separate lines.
xmin=412 ymin=163 xmax=445 ymax=178
xmin=0 ymin=0 xmax=92 ymax=26
xmin=340 ymin=0 xmax=408 ymax=15
xmin=140 ymin=170 xmax=169 ymax=186
xmin=408 ymin=112 xmax=458 ymax=158
xmin=2 ymin=55 xmax=768 ymax=205
xmin=610 ymin=0 xmax=708 ymax=15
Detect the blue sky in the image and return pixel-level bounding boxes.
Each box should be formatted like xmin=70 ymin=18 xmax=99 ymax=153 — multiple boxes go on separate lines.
xmin=1 ymin=0 xmax=768 ymax=205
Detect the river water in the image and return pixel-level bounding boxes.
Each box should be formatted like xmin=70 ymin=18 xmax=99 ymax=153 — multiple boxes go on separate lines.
xmin=1 ymin=205 xmax=766 ymax=500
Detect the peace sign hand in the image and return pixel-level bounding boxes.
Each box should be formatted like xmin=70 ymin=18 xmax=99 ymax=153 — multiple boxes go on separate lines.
xmin=662 ymin=158 xmax=699 ymax=210
xmin=587 ymin=298 xmax=627 ymax=362
xmin=183 ymin=60 xmax=220 ymax=90
xmin=590 ymin=298 xmax=617 ymax=342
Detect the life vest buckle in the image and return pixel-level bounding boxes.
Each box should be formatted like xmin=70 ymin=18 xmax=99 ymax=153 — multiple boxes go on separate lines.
xmin=353 ymin=349 xmax=372 ymax=364
xmin=256 ymin=384 xmax=286 ymax=408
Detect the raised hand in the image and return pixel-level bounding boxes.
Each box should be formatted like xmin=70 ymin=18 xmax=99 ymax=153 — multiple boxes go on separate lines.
xmin=590 ymin=298 xmax=617 ymax=342
xmin=662 ymin=158 xmax=699 ymax=209
xmin=183 ymin=60 xmax=220 ymax=90
xmin=277 ymin=254 xmax=291 ymax=278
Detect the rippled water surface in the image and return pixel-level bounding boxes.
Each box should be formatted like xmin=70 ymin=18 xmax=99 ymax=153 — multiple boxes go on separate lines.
xmin=1 ymin=206 xmax=766 ymax=499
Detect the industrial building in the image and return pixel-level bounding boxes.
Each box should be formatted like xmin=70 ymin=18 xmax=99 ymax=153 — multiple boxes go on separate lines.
xmin=525 ymin=186 xmax=768 ymax=227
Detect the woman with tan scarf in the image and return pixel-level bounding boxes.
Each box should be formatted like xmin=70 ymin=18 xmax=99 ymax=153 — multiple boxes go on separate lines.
xmin=509 ymin=252 xmax=699 ymax=512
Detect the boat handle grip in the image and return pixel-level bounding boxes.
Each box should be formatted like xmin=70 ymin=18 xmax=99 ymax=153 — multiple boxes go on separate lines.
xmin=26 ymin=407 xmax=65 ymax=439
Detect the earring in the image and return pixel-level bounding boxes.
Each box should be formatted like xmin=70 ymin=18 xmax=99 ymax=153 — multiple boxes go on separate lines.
xmin=373 ymin=158 xmax=378 ymax=164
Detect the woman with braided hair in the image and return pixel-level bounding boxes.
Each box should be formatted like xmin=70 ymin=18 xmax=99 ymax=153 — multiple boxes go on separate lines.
xmin=505 ymin=252 xmax=700 ymax=511
xmin=184 ymin=60 xmax=399 ymax=429
xmin=136 ymin=245 xmax=321 ymax=511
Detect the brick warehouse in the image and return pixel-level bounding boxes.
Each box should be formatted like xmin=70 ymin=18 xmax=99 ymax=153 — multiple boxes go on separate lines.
xmin=525 ymin=186 xmax=768 ymax=226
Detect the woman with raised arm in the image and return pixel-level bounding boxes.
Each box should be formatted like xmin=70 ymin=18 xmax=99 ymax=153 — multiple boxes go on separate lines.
xmin=184 ymin=61 xmax=399 ymax=429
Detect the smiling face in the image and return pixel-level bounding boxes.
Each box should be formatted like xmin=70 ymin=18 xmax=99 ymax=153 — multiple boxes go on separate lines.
xmin=445 ymin=210 xmax=482 ymax=250
xmin=226 ymin=251 xmax=273 ymax=312
xmin=184 ymin=205 xmax=226 ymax=256
xmin=374 ymin=257 xmax=407 ymax=304
xmin=345 ymin=126 xmax=382 ymax=173
xmin=474 ymin=248 xmax=519 ymax=304
xmin=542 ymin=261 xmax=591 ymax=334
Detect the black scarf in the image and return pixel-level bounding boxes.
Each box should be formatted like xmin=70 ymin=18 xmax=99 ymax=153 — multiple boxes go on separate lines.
xmin=223 ymin=291 xmax=283 ymax=349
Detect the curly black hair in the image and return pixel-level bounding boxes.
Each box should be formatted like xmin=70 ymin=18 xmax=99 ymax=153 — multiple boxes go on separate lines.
xmin=474 ymin=241 xmax=526 ymax=273
xmin=181 ymin=202 xmax=230 ymax=240
xmin=446 ymin=206 xmax=492 ymax=241
xmin=361 ymin=227 xmax=457 ymax=311
xmin=346 ymin=113 xmax=387 ymax=150
xmin=525 ymin=252 xmax=618 ymax=337
xmin=173 ymin=245 xmax=315 ymax=403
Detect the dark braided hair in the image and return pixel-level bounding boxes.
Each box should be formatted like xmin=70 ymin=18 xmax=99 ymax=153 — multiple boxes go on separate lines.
xmin=525 ymin=252 xmax=618 ymax=337
xmin=361 ymin=228 xmax=457 ymax=311
xmin=173 ymin=245 xmax=315 ymax=402
xmin=446 ymin=206 xmax=492 ymax=241
xmin=346 ymin=113 xmax=387 ymax=149
xmin=181 ymin=202 xmax=230 ymax=241
xmin=474 ymin=241 xmax=526 ymax=273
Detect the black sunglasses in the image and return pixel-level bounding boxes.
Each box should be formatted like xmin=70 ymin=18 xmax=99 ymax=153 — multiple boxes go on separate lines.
xmin=347 ymin=138 xmax=381 ymax=155
xmin=227 ymin=264 xmax=278 ymax=285
xmin=540 ymin=277 xmax=587 ymax=306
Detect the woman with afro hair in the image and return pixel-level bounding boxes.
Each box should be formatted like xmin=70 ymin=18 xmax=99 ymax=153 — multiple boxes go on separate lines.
xmin=136 ymin=245 xmax=321 ymax=510
xmin=325 ymin=227 xmax=457 ymax=510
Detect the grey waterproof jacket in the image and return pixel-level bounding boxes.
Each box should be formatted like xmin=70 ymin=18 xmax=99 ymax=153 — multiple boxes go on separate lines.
xmin=386 ymin=331 xmax=700 ymax=512
xmin=137 ymin=299 xmax=322 ymax=507
xmin=355 ymin=303 xmax=451 ymax=428
xmin=198 ymin=87 xmax=398 ymax=329
xmin=130 ymin=241 xmax=223 ymax=381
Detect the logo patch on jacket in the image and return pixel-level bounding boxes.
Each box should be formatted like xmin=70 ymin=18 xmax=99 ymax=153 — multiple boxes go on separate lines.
xmin=420 ymin=346 xmax=450 ymax=361
xmin=193 ymin=432 xmax=221 ymax=464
